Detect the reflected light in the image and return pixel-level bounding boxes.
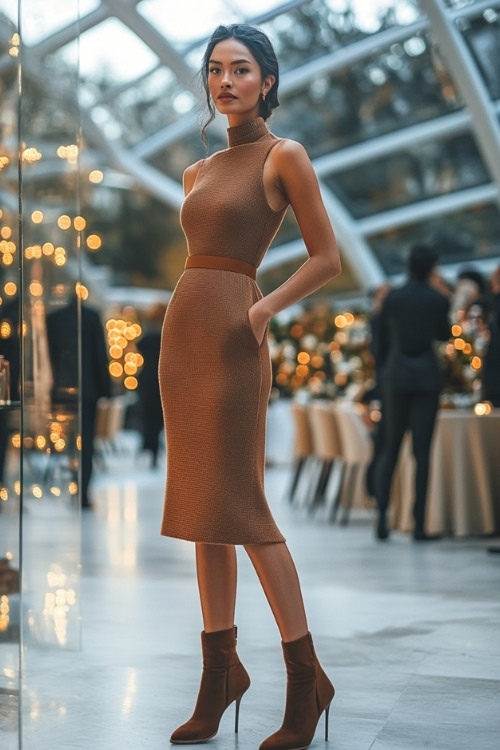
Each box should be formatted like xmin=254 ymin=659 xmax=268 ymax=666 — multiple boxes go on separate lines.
xmin=57 ymin=215 xmax=72 ymax=230
xmin=0 ymin=227 xmax=11 ymax=240
xmin=86 ymin=234 xmax=102 ymax=250
xmin=0 ymin=321 xmax=11 ymax=338
xmin=31 ymin=210 xmax=44 ymax=223
xmin=75 ymin=282 xmax=89 ymax=300
xmin=4 ymin=282 xmax=17 ymax=296
xmin=29 ymin=281 xmax=43 ymax=297
xmin=471 ymin=356 xmax=482 ymax=370
xmin=474 ymin=401 xmax=492 ymax=416
xmin=89 ymin=170 xmax=103 ymax=183
xmin=124 ymin=376 xmax=138 ymax=390
xmin=74 ymin=216 xmax=86 ymax=231
xmin=43 ymin=242 xmax=55 ymax=255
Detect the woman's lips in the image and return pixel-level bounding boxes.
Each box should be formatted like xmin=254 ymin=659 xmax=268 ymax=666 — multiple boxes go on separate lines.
xmin=218 ymin=93 xmax=237 ymax=101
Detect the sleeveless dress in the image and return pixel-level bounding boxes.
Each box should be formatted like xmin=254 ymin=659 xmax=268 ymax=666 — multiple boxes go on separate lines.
xmin=159 ymin=117 xmax=287 ymax=544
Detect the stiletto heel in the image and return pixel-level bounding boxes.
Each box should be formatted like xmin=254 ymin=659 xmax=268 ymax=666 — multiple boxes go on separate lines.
xmin=324 ymin=702 xmax=331 ymax=741
xmin=170 ymin=627 xmax=250 ymax=744
xmin=234 ymin=694 xmax=243 ymax=733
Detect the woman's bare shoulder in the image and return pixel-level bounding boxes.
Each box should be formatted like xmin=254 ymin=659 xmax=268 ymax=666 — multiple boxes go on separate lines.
xmin=183 ymin=159 xmax=204 ymax=196
xmin=270 ymin=138 xmax=311 ymax=170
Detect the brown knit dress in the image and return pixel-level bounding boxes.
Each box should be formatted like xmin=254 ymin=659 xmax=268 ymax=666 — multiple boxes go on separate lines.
xmin=159 ymin=117 xmax=287 ymax=544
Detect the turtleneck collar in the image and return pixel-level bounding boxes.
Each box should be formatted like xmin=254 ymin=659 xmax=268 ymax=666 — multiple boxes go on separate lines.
xmin=227 ymin=117 xmax=270 ymax=147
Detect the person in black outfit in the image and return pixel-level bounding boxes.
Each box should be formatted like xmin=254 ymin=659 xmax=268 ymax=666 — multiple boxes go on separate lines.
xmin=0 ymin=297 xmax=20 ymax=489
xmin=47 ymin=297 xmax=111 ymax=508
xmin=374 ymin=245 xmax=450 ymax=541
xmin=482 ymin=265 xmax=500 ymax=408
xmin=136 ymin=303 xmax=166 ymax=467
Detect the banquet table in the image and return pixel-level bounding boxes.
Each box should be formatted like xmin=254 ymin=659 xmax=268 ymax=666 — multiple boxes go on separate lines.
xmin=391 ymin=408 xmax=500 ymax=537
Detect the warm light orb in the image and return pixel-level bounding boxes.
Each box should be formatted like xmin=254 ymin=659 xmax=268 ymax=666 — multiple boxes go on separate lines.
xmin=297 ymin=351 xmax=311 ymax=365
xmin=86 ymin=234 xmax=102 ymax=251
xmin=89 ymin=170 xmax=103 ymax=183
xmin=31 ymin=210 xmax=44 ymax=224
xmin=57 ymin=215 xmax=71 ymax=230
xmin=124 ymin=376 xmax=138 ymax=390
xmin=29 ymin=281 xmax=43 ymax=297
xmin=4 ymin=282 xmax=17 ymax=296
xmin=0 ymin=322 xmax=11 ymax=338
xmin=73 ymin=216 xmax=86 ymax=231
xmin=471 ymin=356 xmax=482 ymax=370
xmin=109 ymin=362 xmax=123 ymax=378
xmin=334 ymin=314 xmax=347 ymax=328
xmin=75 ymin=282 xmax=89 ymax=300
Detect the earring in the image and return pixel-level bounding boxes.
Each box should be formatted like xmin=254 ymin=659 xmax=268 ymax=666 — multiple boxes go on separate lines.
xmin=262 ymin=92 xmax=266 ymax=101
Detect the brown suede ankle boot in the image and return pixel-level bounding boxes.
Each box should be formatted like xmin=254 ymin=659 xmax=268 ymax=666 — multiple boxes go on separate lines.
xmin=170 ymin=626 xmax=251 ymax=744
xmin=259 ymin=632 xmax=334 ymax=750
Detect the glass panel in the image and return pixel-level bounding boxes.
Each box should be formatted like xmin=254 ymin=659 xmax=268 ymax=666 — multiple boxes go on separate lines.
xmin=272 ymin=32 xmax=462 ymax=157
xmin=95 ymin=69 xmax=197 ymax=148
xmin=368 ymin=203 xmax=500 ymax=274
xmin=19 ymin=0 xmax=83 ymax=744
xmin=261 ymin=0 xmax=422 ymax=72
xmin=459 ymin=10 xmax=500 ymax=100
xmin=4 ymin=0 xmax=98 ymax=45
xmin=443 ymin=0 xmax=482 ymax=9
xmin=62 ymin=17 xmax=158 ymax=85
xmin=147 ymin=129 xmax=225 ymax=182
xmin=324 ymin=133 xmax=489 ymax=218
xmin=0 ymin=3 xmax=21 ymax=747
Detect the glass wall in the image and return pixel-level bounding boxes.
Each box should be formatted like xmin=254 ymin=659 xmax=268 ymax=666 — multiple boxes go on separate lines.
xmin=0 ymin=3 xmax=21 ymax=748
xmin=1 ymin=0 xmax=83 ymax=746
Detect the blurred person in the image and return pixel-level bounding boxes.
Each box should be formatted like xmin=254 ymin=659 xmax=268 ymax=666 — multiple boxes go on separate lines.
xmin=0 ymin=296 xmax=20 ymax=490
xmin=364 ymin=282 xmax=391 ymax=499
xmin=159 ymin=24 xmax=341 ymax=750
xmin=47 ymin=295 xmax=111 ymax=509
xmin=136 ymin=303 xmax=166 ymax=467
xmin=482 ymin=265 xmax=500 ymax=407
xmin=374 ymin=244 xmax=450 ymax=541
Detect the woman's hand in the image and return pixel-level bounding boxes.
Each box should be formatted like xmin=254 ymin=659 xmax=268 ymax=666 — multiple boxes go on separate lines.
xmin=248 ymin=301 xmax=270 ymax=346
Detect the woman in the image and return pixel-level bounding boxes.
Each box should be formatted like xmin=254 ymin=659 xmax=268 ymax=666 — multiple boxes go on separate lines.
xmin=159 ymin=24 xmax=341 ymax=750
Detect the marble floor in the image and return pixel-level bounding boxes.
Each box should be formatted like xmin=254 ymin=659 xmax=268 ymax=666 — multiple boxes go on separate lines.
xmin=15 ymin=457 xmax=500 ymax=749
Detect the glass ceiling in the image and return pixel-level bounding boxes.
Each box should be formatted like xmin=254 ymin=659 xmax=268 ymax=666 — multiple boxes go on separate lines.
xmin=2 ymin=0 xmax=500 ymax=296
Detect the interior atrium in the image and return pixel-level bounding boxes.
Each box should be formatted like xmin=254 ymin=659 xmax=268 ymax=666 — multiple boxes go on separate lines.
xmin=2 ymin=0 xmax=500 ymax=304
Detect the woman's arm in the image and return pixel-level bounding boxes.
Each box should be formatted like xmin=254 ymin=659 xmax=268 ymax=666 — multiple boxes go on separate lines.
xmin=249 ymin=139 xmax=341 ymax=343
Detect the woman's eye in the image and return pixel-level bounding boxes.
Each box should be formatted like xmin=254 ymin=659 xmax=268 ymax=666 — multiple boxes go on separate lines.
xmin=235 ymin=67 xmax=249 ymax=74
xmin=209 ymin=67 xmax=221 ymax=75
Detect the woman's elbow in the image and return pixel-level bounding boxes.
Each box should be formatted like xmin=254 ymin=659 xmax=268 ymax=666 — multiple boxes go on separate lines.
xmin=324 ymin=252 xmax=341 ymax=280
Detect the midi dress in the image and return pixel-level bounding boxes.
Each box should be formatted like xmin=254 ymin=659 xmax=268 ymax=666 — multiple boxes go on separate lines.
xmin=159 ymin=117 xmax=287 ymax=544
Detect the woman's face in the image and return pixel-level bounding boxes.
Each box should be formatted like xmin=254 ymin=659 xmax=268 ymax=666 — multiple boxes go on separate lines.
xmin=207 ymin=38 xmax=274 ymax=125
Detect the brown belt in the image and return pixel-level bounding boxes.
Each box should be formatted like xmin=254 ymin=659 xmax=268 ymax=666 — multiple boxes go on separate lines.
xmin=185 ymin=254 xmax=257 ymax=280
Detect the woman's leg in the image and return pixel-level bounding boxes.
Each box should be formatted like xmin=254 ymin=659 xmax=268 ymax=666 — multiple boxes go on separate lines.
xmin=170 ymin=542 xmax=249 ymax=744
xmin=195 ymin=542 xmax=237 ymax=632
xmin=245 ymin=542 xmax=334 ymax=750
xmin=244 ymin=541 xmax=308 ymax=642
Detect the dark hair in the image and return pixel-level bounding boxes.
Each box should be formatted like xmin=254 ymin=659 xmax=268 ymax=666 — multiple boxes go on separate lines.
xmin=407 ymin=244 xmax=439 ymax=281
xmin=200 ymin=24 xmax=280 ymax=142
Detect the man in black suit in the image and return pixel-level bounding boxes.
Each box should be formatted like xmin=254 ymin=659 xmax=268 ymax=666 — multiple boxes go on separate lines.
xmin=47 ymin=297 xmax=111 ymax=508
xmin=374 ymin=245 xmax=450 ymax=541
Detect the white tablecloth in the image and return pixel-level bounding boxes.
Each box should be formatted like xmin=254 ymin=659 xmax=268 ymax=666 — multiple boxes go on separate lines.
xmin=392 ymin=409 xmax=500 ymax=537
